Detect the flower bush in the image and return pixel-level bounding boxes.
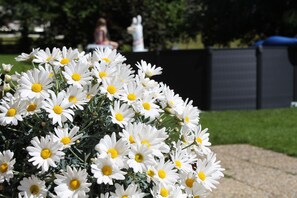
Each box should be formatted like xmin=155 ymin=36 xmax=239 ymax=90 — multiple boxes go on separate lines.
xmin=0 ymin=47 xmax=223 ymax=197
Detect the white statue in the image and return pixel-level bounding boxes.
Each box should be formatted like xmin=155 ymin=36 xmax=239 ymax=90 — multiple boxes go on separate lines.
xmin=127 ymin=15 xmax=147 ymax=52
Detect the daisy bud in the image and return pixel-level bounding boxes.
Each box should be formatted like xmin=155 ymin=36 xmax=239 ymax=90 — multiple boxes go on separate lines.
xmin=4 ymin=74 xmax=12 ymax=82
xmin=3 ymin=83 xmax=11 ymax=91
xmin=2 ymin=64 xmax=13 ymax=73
xmin=76 ymin=140 xmax=80 ymax=144
xmin=41 ymin=122 xmax=46 ymax=127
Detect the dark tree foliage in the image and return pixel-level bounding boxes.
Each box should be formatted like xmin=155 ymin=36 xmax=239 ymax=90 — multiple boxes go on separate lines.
xmin=0 ymin=0 xmax=187 ymax=51
xmin=186 ymin=0 xmax=297 ymax=46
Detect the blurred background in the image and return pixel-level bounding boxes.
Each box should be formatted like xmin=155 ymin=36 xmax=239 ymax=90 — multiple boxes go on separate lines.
xmin=0 ymin=0 xmax=297 ymax=52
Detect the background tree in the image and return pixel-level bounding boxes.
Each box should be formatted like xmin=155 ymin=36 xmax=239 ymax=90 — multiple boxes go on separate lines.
xmin=186 ymin=0 xmax=297 ymax=46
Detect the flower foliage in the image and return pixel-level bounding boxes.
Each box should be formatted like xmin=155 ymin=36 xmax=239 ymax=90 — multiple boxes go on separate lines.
xmin=0 ymin=47 xmax=223 ymax=197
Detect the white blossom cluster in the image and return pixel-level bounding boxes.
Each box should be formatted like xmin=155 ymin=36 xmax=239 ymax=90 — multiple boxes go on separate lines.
xmin=0 ymin=47 xmax=223 ymax=197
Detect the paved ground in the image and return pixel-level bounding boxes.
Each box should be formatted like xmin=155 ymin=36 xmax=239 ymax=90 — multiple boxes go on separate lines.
xmin=208 ymin=144 xmax=297 ymax=198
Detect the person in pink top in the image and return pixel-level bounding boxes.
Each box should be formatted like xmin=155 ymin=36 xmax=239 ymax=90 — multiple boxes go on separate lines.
xmin=94 ymin=18 xmax=118 ymax=49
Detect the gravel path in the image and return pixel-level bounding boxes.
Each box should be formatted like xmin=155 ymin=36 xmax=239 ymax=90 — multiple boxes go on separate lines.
xmin=209 ymin=144 xmax=297 ymax=198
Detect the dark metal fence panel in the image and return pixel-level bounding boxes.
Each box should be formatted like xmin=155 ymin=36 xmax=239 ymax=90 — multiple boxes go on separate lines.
xmin=158 ymin=50 xmax=209 ymax=110
xmin=256 ymin=47 xmax=293 ymax=108
xmin=209 ymin=48 xmax=257 ymax=110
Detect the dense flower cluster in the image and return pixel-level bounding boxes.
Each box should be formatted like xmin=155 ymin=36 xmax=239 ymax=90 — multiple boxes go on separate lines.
xmin=0 ymin=47 xmax=223 ymax=197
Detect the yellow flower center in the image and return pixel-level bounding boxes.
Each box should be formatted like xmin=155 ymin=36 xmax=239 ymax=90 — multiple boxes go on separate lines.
xmin=86 ymin=94 xmax=92 ymax=100
xmin=175 ymin=160 xmax=182 ymax=168
xmin=69 ymin=179 xmax=80 ymax=190
xmin=6 ymin=108 xmax=16 ymax=117
xmin=61 ymin=137 xmax=71 ymax=145
xmin=40 ymin=148 xmax=52 ymax=159
xmin=107 ymin=85 xmax=116 ymax=94
xmin=69 ymin=96 xmax=77 ymax=104
xmin=102 ymin=165 xmax=112 ymax=176
xmin=115 ymin=113 xmax=124 ymax=121
xmin=198 ymin=171 xmax=206 ymax=181
xmin=53 ymin=105 xmax=63 ymax=115
xmin=184 ymin=116 xmax=190 ymax=123
xmin=46 ymin=56 xmax=52 ymax=62
xmin=49 ymin=72 xmax=54 ymax=78
xmin=99 ymin=71 xmax=107 ymax=78
xmin=129 ymin=135 xmax=135 ymax=144
xmin=158 ymin=169 xmax=166 ymax=179
xmin=135 ymin=153 xmax=144 ymax=163
xmin=0 ymin=163 xmax=8 ymax=173
xmin=194 ymin=196 xmax=200 ymax=198
xmin=60 ymin=58 xmax=70 ymax=65
xmin=30 ymin=185 xmax=40 ymax=195
xmin=71 ymin=73 xmax=81 ymax=81
xmin=127 ymin=93 xmax=136 ymax=101
xmin=142 ymin=102 xmax=151 ymax=110
xmin=107 ymin=148 xmax=118 ymax=159
xmin=102 ymin=57 xmax=110 ymax=63
xmin=185 ymin=178 xmax=195 ymax=188
xmin=31 ymin=83 xmax=42 ymax=93
xmin=181 ymin=135 xmax=187 ymax=144
xmin=122 ymin=195 xmax=128 ymax=198
xmin=160 ymin=187 xmax=169 ymax=197
xmin=27 ymin=104 xmax=37 ymax=112
xmin=147 ymin=169 xmax=155 ymax=177
xmin=141 ymin=140 xmax=150 ymax=148
xmin=196 ymin=137 xmax=203 ymax=144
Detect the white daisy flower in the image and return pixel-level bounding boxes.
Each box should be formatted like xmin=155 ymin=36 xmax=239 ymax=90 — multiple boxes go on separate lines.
xmin=33 ymin=47 xmax=60 ymax=65
xmin=115 ymin=63 xmax=135 ymax=84
xmin=192 ymin=183 xmax=210 ymax=198
xmin=135 ymin=71 xmax=158 ymax=90
xmin=91 ymin=156 xmax=126 ymax=185
xmin=93 ymin=47 xmax=126 ymax=65
xmin=0 ymin=150 xmax=15 ymax=183
xmin=160 ymin=84 xmax=184 ymax=114
xmin=110 ymin=100 xmax=135 ymax=128
xmin=54 ymin=166 xmax=91 ymax=198
xmin=84 ymin=84 xmax=100 ymax=102
xmin=110 ymin=183 xmax=146 ymax=198
xmin=151 ymin=158 xmax=179 ymax=185
xmin=120 ymin=81 xmax=144 ymax=104
xmin=127 ymin=143 xmax=155 ymax=173
xmin=95 ymin=132 xmax=129 ymax=167
xmin=133 ymin=124 xmax=169 ymax=158
xmin=180 ymin=102 xmax=200 ymax=132
xmin=119 ymin=122 xmax=142 ymax=145
xmin=18 ymin=68 xmax=53 ymax=99
xmin=92 ymin=61 xmax=116 ymax=83
xmin=42 ymin=90 xmax=74 ymax=127
xmin=15 ymin=48 xmax=40 ymax=62
xmin=2 ymin=63 xmax=13 ymax=73
xmin=195 ymin=158 xmax=220 ymax=191
xmin=65 ymin=86 xmax=87 ymax=110
xmin=27 ymin=136 xmax=64 ymax=172
xmin=100 ymin=192 xmax=110 ymax=198
xmin=181 ymin=171 xmax=198 ymax=193
xmin=193 ymin=125 xmax=211 ymax=155
xmin=101 ymin=78 xmax=123 ymax=100
xmin=134 ymin=94 xmax=163 ymax=121
xmin=17 ymin=175 xmax=47 ymax=198
xmin=136 ymin=60 xmax=162 ymax=78
xmin=62 ymin=60 xmax=92 ymax=88
xmin=151 ymin=183 xmax=186 ymax=198
xmin=0 ymin=96 xmax=25 ymax=126
xmin=56 ymin=46 xmax=79 ymax=66
xmin=170 ymin=141 xmax=196 ymax=173
xmin=24 ymin=97 xmax=43 ymax=116
xmin=52 ymin=125 xmax=82 ymax=149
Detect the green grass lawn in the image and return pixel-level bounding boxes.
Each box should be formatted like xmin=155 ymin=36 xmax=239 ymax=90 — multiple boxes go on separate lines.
xmin=0 ymin=54 xmax=32 ymax=73
xmin=1 ymin=54 xmax=297 ymax=156
xmin=200 ymin=108 xmax=297 ymax=156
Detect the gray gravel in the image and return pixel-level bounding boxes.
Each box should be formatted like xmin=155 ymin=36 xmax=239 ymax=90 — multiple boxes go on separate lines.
xmin=208 ymin=144 xmax=297 ymax=198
